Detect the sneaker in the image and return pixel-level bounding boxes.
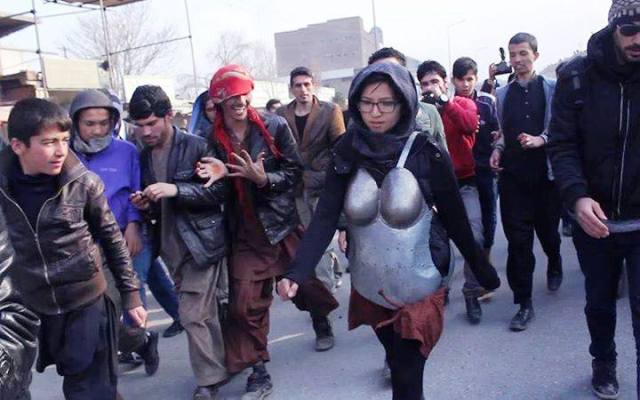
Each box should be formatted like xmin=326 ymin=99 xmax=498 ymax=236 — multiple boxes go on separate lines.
xmin=241 ymin=371 xmax=273 ymax=400
xmin=509 ymin=303 xmax=535 ymax=332
xmin=464 ymin=296 xmax=482 ymax=324
xmin=163 ymin=320 xmax=184 ymax=338
xmin=193 ymin=385 xmax=218 ymax=400
xmin=592 ymin=360 xmax=619 ymax=399
xmin=312 ymin=316 xmax=335 ymax=352
xmin=118 ymin=351 xmax=143 ymax=367
xmin=139 ymin=331 xmax=160 ymax=376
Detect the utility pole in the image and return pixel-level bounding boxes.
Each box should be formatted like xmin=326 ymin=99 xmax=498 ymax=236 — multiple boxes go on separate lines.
xmin=31 ymin=0 xmax=48 ymax=93
xmin=184 ymin=0 xmax=199 ymax=97
xmin=371 ymin=0 xmax=379 ymax=50
xmin=98 ymin=0 xmax=115 ymax=90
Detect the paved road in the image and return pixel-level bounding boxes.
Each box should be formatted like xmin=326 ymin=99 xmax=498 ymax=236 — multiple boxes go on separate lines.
xmin=31 ymin=224 xmax=637 ymax=400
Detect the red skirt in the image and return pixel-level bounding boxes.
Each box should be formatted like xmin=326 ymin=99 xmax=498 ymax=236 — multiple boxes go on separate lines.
xmin=348 ymin=287 xmax=446 ymax=358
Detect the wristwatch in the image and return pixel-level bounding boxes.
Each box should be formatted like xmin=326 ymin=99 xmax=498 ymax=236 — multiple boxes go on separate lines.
xmin=436 ymin=93 xmax=449 ymax=106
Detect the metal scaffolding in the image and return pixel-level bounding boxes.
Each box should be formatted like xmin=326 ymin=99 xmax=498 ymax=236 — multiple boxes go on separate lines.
xmin=1 ymin=0 xmax=201 ymax=96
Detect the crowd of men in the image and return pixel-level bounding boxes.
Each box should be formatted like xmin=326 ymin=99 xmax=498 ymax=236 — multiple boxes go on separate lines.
xmin=0 ymin=1 xmax=638 ymax=399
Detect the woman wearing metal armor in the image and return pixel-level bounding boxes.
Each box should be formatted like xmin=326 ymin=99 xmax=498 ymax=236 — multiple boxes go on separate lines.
xmin=277 ymin=62 xmax=501 ymax=400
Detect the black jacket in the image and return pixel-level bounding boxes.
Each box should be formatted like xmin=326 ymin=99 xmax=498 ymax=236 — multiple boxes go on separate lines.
xmin=211 ymin=113 xmax=303 ymax=245
xmin=548 ymin=26 xmax=640 ymax=219
xmin=140 ymin=127 xmax=228 ymax=267
xmin=0 ymin=207 xmax=39 ymax=400
xmin=0 ymin=149 xmax=141 ymax=315
xmin=285 ymin=132 xmax=498 ymax=289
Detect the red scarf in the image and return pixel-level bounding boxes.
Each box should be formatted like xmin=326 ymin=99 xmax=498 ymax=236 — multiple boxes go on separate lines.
xmin=213 ymin=107 xmax=281 ymax=219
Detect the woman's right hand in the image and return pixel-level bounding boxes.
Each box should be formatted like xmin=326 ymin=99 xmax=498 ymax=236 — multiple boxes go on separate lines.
xmin=277 ymin=278 xmax=299 ymax=301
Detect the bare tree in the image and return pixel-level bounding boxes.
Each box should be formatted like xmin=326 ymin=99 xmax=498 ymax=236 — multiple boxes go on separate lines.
xmin=207 ymin=30 xmax=277 ymax=80
xmin=175 ymin=73 xmax=210 ymax=101
xmin=62 ymin=2 xmax=180 ymax=96
xmin=208 ymin=31 xmax=251 ymax=67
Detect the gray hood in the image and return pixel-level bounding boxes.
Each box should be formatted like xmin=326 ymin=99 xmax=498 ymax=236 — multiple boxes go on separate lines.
xmin=69 ymin=89 xmax=120 ymax=127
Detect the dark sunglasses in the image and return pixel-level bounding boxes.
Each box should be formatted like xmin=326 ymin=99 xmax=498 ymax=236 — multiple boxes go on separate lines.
xmin=618 ymin=24 xmax=640 ymax=37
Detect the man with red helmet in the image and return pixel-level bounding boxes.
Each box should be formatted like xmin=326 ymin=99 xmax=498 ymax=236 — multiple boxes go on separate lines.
xmin=199 ymin=65 xmax=337 ymax=400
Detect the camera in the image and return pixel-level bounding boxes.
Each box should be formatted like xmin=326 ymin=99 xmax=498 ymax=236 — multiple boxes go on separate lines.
xmin=494 ymin=47 xmax=513 ymax=76
xmin=421 ymin=91 xmax=449 ymax=106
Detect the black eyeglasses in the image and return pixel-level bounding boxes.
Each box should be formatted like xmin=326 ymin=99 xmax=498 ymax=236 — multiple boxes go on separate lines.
xmin=618 ymin=24 xmax=640 ymax=37
xmin=357 ymin=99 xmax=400 ymax=113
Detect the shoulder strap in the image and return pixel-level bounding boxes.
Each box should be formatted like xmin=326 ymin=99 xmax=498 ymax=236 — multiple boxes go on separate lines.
xmin=396 ymin=131 xmax=420 ymax=169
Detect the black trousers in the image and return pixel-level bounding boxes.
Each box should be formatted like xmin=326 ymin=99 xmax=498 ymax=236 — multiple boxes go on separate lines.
xmin=374 ymin=325 xmax=426 ymax=400
xmin=499 ymin=173 xmax=562 ymax=304
xmin=573 ymin=227 xmax=640 ymax=398
xmin=37 ymin=296 xmax=117 ymax=400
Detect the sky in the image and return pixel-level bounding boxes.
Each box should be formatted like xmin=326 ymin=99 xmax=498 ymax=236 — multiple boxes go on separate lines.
xmin=0 ymin=0 xmax=611 ymax=84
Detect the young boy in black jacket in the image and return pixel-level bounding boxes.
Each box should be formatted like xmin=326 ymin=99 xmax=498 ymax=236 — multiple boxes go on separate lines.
xmin=0 ymin=98 xmax=146 ymax=400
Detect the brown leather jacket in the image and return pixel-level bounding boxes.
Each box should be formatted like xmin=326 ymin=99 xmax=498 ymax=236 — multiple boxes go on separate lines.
xmin=0 ymin=149 xmax=141 ymax=316
xmin=277 ymin=96 xmax=345 ymax=197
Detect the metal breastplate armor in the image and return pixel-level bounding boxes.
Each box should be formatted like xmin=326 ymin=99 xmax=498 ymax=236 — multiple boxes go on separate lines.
xmin=344 ymin=132 xmax=442 ymax=310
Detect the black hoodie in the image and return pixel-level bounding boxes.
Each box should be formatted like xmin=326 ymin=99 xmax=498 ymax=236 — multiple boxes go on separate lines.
xmin=285 ymin=63 xmax=500 ymax=292
xmin=549 ymin=25 xmax=640 ymax=219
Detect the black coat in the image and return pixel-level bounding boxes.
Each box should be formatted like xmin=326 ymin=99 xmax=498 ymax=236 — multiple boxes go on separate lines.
xmin=549 ymin=26 xmax=640 ymax=219
xmin=0 ymin=207 xmax=39 ymax=400
xmin=140 ymin=127 xmax=229 ymax=267
xmin=211 ymin=113 xmax=303 ymax=245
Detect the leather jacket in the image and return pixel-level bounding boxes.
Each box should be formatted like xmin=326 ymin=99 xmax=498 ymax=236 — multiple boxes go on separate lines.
xmin=140 ymin=127 xmax=228 ymax=268
xmin=0 ymin=149 xmax=141 ymax=315
xmin=211 ymin=113 xmax=303 ymax=245
xmin=0 ymin=207 xmax=39 ymax=400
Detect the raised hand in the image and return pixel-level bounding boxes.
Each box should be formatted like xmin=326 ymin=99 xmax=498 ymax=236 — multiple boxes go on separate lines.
xmin=226 ymin=150 xmax=268 ymax=187
xmin=197 ymin=156 xmax=228 ymax=188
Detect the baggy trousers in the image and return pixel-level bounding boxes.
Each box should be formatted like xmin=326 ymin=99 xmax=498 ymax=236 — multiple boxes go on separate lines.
xmin=499 ymin=173 xmax=562 ymax=304
xmin=174 ymin=257 xmax=227 ymax=386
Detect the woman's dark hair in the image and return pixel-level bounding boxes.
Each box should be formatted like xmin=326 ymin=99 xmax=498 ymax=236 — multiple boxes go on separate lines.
xmin=8 ymin=98 xmax=71 ymax=146
xmin=128 ymin=85 xmax=172 ymax=121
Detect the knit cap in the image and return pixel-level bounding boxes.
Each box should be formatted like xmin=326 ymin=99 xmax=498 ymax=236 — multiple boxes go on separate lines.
xmin=609 ymin=0 xmax=640 ymax=25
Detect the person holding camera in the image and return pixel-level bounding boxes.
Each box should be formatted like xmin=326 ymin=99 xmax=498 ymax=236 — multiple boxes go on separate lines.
xmin=451 ymin=57 xmax=501 ymax=275
xmin=416 ymin=60 xmax=488 ymax=325
xmin=548 ymin=1 xmax=640 ymax=398
xmin=489 ymin=32 xmax=563 ymax=332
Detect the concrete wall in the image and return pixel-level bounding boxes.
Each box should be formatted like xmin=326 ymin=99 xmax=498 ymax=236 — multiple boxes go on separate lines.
xmin=275 ymin=16 xmax=379 ymax=78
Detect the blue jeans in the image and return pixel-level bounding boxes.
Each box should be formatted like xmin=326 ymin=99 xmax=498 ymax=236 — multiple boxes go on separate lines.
xmin=573 ymin=226 xmax=640 ymax=397
xmin=460 ymin=183 xmax=485 ymax=296
xmin=130 ymin=238 xmax=180 ymax=322
xmin=476 ymin=167 xmax=497 ymax=250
